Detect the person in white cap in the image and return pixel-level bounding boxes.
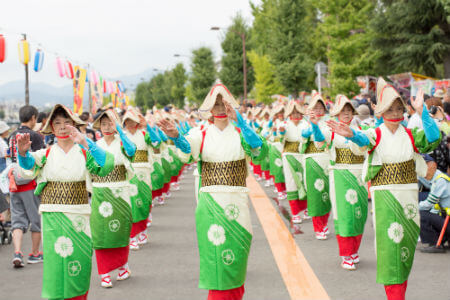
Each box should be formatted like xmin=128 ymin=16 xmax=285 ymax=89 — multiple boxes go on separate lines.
xmin=328 ymin=78 xmax=441 ymax=300
xmin=158 ymin=83 xmax=267 ymax=300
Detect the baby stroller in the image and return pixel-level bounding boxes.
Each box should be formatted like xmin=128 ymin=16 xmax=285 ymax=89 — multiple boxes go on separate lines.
xmin=0 ymin=191 xmax=11 ymax=245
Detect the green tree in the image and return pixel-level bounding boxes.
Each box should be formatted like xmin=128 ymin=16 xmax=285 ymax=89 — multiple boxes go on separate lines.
xmin=372 ymin=0 xmax=450 ymax=78
xmin=248 ymin=51 xmax=284 ymax=103
xmin=219 ymin=13 xmax=254 ymax=100
xmin=250 ymin=0 xmax=278 ymax=55
xmin=189 ymin=47 xmax=217 ymax=104
xmin=170 ymin=63 xmax=187 ymax=107
xmin=314 ymin=0 xmax=379 ymax=96
xmin=267 ymin=0 xmax=315 ymax=95
xmin=135 ymin=81 xmax=152 ymax=110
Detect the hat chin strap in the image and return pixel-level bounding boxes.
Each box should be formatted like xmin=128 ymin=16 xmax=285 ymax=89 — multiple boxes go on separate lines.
xmin=338 ymin=116 xmax=352 ymax=125
xmin=213 ymin=114 xmax=227 ymax=119
xmin=384 ymin=117 xmax=404 ymax=122
xmin=55 ymin=135 xmax=70 ymax=139
xmin=103 ymin=132 xmax=115 ymax=136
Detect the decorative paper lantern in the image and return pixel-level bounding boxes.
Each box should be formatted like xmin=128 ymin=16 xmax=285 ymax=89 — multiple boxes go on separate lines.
xmin=18 ymin=39 xmax=30 ymax=65
xmin=56 ymin=57 xmax=65 ymax=77
xmin=64 ymin=60 xmax=74 ymax=79
xmin=33 ymin=49 xmax=44 ymax=72
xmin=103 ymin=78 xmax=107 ymax=93
xmin=0 ymin=34 xmax=6 ymax=63
xmin=85 ymin=70 xmax=89 ymax=83
xmin=90 ymin=70 xmax=98 ymax=85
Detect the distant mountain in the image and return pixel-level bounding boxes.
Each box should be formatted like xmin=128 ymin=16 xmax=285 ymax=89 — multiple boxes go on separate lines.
xmin=0 ymin=68 xmax=158 ymax=109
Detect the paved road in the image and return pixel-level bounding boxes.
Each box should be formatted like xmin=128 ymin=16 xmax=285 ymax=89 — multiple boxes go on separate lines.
xmin=0 ymin=170 xmax=449 ymax=300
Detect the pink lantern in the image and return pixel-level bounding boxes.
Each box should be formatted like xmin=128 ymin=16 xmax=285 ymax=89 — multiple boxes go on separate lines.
xmin=56 ymin=57 xmax=65 ymax=77
xmin=0 ymin=34 xmax=6 ymax=63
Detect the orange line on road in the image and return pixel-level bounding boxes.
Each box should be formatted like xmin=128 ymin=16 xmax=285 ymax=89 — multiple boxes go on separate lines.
xmin=247 ymin=175 xmax=330 ymax=300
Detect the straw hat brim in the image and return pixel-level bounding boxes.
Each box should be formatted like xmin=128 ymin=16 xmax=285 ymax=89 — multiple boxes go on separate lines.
xmin=375 ymin=77 xmax=405 ymax=116
xmin=93 ymin=109 xmax=121 ymax=130
xmin=284 ymin=102 xmax=305 ymax=118
xmin=41 ymin=104 xmax=86 ymax=135
xmin=307 ymin=94 xmax=328 ymax=112
xmin=122 ymin=107 xmax=141 ymax=125
xmin=329 ymin=95 xmax=358 ymax=116
xmin=199 ymin=84 xmax=240 ymax=113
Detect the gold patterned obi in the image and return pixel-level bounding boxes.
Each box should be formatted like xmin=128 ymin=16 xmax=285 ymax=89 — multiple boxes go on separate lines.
xmin=284 ymin=141 xmax=300 ymax=153
xmin=335 ymin=148 xmax=365 ymax=164
xmin=201 ymin=159 xmax=247 ymax=187
xmin=134 ymin=150 xmax=149 ymax=163
xmin=371 ymin=159 xmax=417 ymax=186
xmin=305 ymin=142 xmax=324 ymax=154
xmin=92 ymin=165 xmax=127 ymax=183
xmin=153 ymin=147 xmax=161 ymax=154
xmin=167 ymin=139 xmax=174 ymax=146
xmin=41 ymin=181 xmax=88 ymax=205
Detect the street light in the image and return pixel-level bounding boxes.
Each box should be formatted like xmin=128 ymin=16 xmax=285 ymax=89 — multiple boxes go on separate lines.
xmin=210 ymin=26 xmax=248 ymax=103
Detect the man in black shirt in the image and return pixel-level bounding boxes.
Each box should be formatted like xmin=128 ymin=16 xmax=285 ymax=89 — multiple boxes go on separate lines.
xmin=8 ymin=105 xmax=45 ymax=267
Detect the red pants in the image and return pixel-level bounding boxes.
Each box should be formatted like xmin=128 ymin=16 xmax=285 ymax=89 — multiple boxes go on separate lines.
xmin=130 ymin=219 xmax=147 ymax=238
xmin=253 ymin=164 xmax=262 ymax=177
xmin=152 ymin=189 xmax=162 ymax=199
xmin=384 ymin=281 xmax=408 ymax=300
xmin=263 ymin=170 xmax=272 ymax=180
xmin=162 ymin=182 xmax=170 ymax=194
xmin=208 ymin=285 xmax=245 ymax=300
xmin=335 ymin=234 xmax=363 ymax=256
xmin=95 ymin=246 xmax=129 ymax=275
xmin=288 ymin=199 xmax=307 ymax=215
xmin=274 ymin=182 xmax=286 ymax=193
xmin=312 ymin=213 xmax=330 ymax=233
xmin=67 ymin=291 xmax=89 ymax=300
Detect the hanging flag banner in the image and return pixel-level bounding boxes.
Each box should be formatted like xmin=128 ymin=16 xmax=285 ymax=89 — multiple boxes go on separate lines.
xmin=73 ymin=66 xmax=87 ymax=114
xmin=90 ymin=77 xmax=103 ymax=114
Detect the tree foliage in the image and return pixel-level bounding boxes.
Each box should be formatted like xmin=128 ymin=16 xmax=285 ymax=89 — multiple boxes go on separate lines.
xmin=170 ymin=63 xmax=188 ymax=108
xmin=189 ymin=47 xmax=217 ymax=104
xmin=248 ymin=51 xmax=284 ymax=103
xmin=219 ymin=13 xmax=254 ymax=99
xmin=372 ymin=0 xmax=450 ymax=78
xmin=315 ymin=0 xmax=379 ymax=96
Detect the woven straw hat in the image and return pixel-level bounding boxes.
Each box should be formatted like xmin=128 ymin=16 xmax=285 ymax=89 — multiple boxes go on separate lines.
xmin=270 ymin=104 xmax=285 ymax=119
xmin=307 ymin=92 xmax=327 ymax=112
xmin=330 ymin=94 xmax=358 ymax=116
xmin=122 ymin=107 xmax=141 ymax=125
xmin=199 ymin=83 xmax=240 ymax=113
xmin=92 ymin=109 xmax=121 ymax=130
xmin=284 ymin=101 xmax=305 ymax=118
xmin=41 ymin=104 xmax=86 ymax=135
xmin=375 ymin=77 xmax=405 ymax=115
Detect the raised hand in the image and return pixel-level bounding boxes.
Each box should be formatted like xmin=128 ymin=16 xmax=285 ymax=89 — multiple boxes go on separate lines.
xmin=157 ymin=119 xmax=179 ymax=138
xmin=326 ymin=119 xmax=354 ymax=138
xmin=224 ymin=101 xmax=237 ymax=121
xmin=16 ymin=133 xmax=32 ymax=156
xmin=308 ymin=111 xmax=320 ymax=125
xmin=412 ymin=88 xmax=424 ymax=116
xmin=67 ymin=125 xmax=88 ymax=148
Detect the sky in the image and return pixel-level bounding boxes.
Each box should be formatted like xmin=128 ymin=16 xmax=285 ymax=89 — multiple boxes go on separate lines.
xmin=0 ymin=0 xmax=257 ymax=87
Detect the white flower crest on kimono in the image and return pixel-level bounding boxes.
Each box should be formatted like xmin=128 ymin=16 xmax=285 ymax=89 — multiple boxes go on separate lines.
xmin=109 ymin=219 xmax=121 ymax=232
xmin=208 ymin=224 xmax=226 ymax=246
xmin=129 ymin=184 xmax=139 ymax=196
xmin=72 ymin=216 xmax=86 ymax=232
xmin=99 ymin=201 xmax=113 ymax=218
xmin=68 ymin=260 xmax=82 ymax=277
xmin=225 ymin=204 xmax=240 ymax=221
xmin=314 ymin=179 xmax=325 ymax=192
xmin=400 ymin=247 xmax=410 ymax=262
xmin=403 ymin=203 xmax=417 ymax=220
xmin=54 ymin=236 xmax=74 ymax=258
xmin=111 ymin=187 xmax=130 ymax=203
xmin=345 ymin=189 xmax=358 ymax=205
xmin=387 ymin=222 xmax=404 ymax=244
xmin=222 ymin=249 xmax=235 ymax=265
xmin=167 ymin=155 xmax=174 ymax=163
xmin=275 ymin=158 xmax=283 ymax=167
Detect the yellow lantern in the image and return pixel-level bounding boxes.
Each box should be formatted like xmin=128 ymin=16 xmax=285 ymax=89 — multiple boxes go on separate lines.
xmin=18 ymin=39 xmax=30 ymax=65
